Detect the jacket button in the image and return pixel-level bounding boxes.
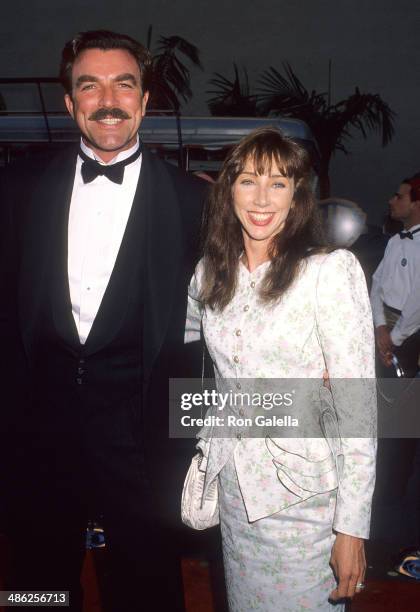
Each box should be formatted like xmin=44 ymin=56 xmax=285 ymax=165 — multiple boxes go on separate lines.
xmin=250 ymin=281 xmax=256 ymax=289
xmin=76 ymin=377 xmax=82 ymax=385
xmin=243 ymin=305 xmax=249 ymax=312
xmin=77 ymin=367 xmax=85 ymax=375
xmin=233 ymin=355 xmax=239 ymax=363
xmin=237 ymin=433 xmax=242 ymax=440
xmin=235 ymin=329 xmax=241 ymax=337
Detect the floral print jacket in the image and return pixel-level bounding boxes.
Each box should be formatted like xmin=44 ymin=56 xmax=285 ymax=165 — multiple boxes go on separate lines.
xmin=185 ymin=249 xmax=377 ymax=538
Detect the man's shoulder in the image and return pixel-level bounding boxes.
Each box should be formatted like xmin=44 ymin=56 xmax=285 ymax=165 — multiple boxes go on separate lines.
xmin=385 ymin=232 xmax=402 ymax=251
xmin=142 ymin=147 xmax=207 ymax=196
xmin=1 ymin=145 xmax=78 ymax=188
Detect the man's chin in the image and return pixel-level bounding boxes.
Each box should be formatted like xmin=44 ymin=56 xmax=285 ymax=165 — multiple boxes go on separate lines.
xmin=82 ymin=135 xmax=136 ymax=155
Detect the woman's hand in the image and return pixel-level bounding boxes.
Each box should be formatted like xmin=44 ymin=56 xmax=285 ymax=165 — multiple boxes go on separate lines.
xmin=329 ymin=532 xmax=366 ymax=601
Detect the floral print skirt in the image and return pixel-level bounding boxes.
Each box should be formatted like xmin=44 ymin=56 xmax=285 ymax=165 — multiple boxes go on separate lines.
xmin=219 ymin=456 xmax=343 ymax=612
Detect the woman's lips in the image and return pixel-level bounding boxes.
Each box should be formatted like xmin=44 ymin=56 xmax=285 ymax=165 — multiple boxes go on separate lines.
xmin=247 ymin=211 xmax=275 ymax=226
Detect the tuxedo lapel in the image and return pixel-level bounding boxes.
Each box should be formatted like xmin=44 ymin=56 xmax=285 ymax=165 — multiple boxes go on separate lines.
xmin=142 ymin=149 xmax=183 ymax=380
xmin=50 ymin=157 xmax=81 ymax=350
xmin=19 ymin=149 xmax=79 ymax=356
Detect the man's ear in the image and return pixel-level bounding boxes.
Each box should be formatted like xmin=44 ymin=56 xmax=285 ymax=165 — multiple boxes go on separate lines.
xmin=141 ymin=90 xmax=149 ymax=117
xmin=64 ymin=94 xmax=74 ymax=119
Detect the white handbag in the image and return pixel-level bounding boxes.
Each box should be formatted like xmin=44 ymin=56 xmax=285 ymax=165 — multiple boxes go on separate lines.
xmin=181 ymin=452 xmax=219 ymax=530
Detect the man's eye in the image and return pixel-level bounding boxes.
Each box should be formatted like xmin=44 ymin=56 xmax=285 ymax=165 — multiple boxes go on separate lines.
xmin=81 ymin=84 xmax=95 ymax=91
xmin=118 ymin=82 xmax=133 ymax=88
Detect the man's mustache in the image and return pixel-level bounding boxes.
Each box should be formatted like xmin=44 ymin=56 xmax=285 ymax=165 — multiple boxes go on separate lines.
xmin=88 ymin=108 xmax=131 ymax=121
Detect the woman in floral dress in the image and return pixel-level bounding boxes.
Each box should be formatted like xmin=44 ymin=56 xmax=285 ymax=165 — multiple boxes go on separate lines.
xmin=185 ymin=127 xmax=376 ymax=611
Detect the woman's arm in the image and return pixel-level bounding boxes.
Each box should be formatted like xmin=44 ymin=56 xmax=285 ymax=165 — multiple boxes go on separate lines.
xmin=315 ymin=249 xmax=377 ymax=599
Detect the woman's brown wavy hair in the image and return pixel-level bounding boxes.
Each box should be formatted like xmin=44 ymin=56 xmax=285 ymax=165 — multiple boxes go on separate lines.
xmin=200 ymin=127 xmax=326 ymax=310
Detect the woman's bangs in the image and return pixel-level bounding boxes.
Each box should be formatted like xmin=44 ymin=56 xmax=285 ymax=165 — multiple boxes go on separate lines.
xmin=244 ymin=141 xmax=299 ymax=178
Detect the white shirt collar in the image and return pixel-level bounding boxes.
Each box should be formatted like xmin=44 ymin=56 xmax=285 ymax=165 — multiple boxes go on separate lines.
xmin=406 ymin=223 xmax=420 ymax=233
xmin=80 ymin=136 xmax=140 ymax=165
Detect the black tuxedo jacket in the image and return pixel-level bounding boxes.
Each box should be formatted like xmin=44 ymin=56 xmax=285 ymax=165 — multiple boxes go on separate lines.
xmin=0 ymin=145 xmax=205 ymax=520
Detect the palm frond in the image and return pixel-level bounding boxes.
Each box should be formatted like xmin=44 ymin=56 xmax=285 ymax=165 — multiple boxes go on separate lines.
xmin=257 ymin=63 xmax=326 ymax=118
xmin=258 ymin=63 xmax=308 ymax=100
xmin=332 ymin=88 xmax=395 ymax=147
xmin=207 ymin=64 xmax=258 ymax=117
xmin=155 ymin=35 xmax=202 ymax=69
xmin=146 ymin=32 xmax=202 ymax=110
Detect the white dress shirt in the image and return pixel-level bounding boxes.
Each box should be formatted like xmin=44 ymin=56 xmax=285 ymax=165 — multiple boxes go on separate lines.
xmin=370 ymin=223 xmax=420 ymax=346
xmin=68 ymin=138 xmax=142 ymax=344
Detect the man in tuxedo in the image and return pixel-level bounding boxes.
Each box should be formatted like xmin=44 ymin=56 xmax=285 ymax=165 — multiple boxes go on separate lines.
xmin=0 ymin=30 xmax=205 ymax=611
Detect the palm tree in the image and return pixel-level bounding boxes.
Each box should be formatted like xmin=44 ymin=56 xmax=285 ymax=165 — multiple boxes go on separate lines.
xmin=146 ymin=26 xmax=202 ymax=112
xmin=207 ymin=64 xmax=258 ymax=117
xmin=258 ymin=63 xmax=395 ymax=197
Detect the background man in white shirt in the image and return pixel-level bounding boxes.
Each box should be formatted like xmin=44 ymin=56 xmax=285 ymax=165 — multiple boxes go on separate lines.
xmin=0 ymin=30 xmax=205 ymax=611
xmin=370 ymin=176 xmax=420 ymax=557
xmin=371 ymin=175 xmax=420 ymax=376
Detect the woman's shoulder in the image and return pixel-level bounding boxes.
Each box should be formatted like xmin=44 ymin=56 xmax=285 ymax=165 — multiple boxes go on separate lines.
xmin=296 ymin=249 xmax=364 ymax=294
xmin=305 ymin=247 xmax=359 ymax=273
xmin=303 ymin=248 xmax=368 ymax=306
xmin=193 ymin=257 xmax=206 ymax=281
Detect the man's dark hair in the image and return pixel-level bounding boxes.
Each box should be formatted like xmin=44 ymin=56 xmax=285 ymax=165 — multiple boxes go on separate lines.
xmin=59 ymin=30 xmax=152 ymax=96
xmin=402 ymin=174 xmax=420 ymax=202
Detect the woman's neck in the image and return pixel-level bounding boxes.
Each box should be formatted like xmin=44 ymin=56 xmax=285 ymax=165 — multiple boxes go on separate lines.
xmin=242 ymin=239 xmax=270 ymax=272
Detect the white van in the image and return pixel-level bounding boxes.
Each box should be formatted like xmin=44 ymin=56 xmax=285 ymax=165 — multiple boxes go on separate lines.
xmin=0 ymin=112 xmax=320 ymax=176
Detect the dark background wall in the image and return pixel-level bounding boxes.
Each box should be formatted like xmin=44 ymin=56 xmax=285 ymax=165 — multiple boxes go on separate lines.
xmin=1 ymin=0 xmax=419 ymax=225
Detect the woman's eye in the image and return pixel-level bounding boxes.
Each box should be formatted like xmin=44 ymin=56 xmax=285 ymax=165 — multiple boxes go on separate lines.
xmin=240 ymin=179 xmax=254 ymax=185
xmin=273 ymin=182 xmax=286 ymax=188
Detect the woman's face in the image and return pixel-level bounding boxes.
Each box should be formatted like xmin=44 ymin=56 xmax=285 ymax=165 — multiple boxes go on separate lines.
xmin=232 ymin=157 xmax=295 ymax=251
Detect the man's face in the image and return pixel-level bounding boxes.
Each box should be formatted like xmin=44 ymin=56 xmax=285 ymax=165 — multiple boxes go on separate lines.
xmin=389 ymin=183 xmax=415 ymax=222
xmin=64 ymin=48 xmax=149 ymax=162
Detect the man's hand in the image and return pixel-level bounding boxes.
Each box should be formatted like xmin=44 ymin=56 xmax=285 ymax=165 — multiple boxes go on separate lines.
xmin=375 ymin=325 xmax=393 ymax=367
xmin=329 ymin=532 xmax=366 ymax=601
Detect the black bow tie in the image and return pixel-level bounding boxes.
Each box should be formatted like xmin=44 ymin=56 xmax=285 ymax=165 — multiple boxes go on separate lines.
xmin=79 ymin=145 xmax=141 ymax=185
xmin=399 ymin=228 xmax=420 ymax=240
